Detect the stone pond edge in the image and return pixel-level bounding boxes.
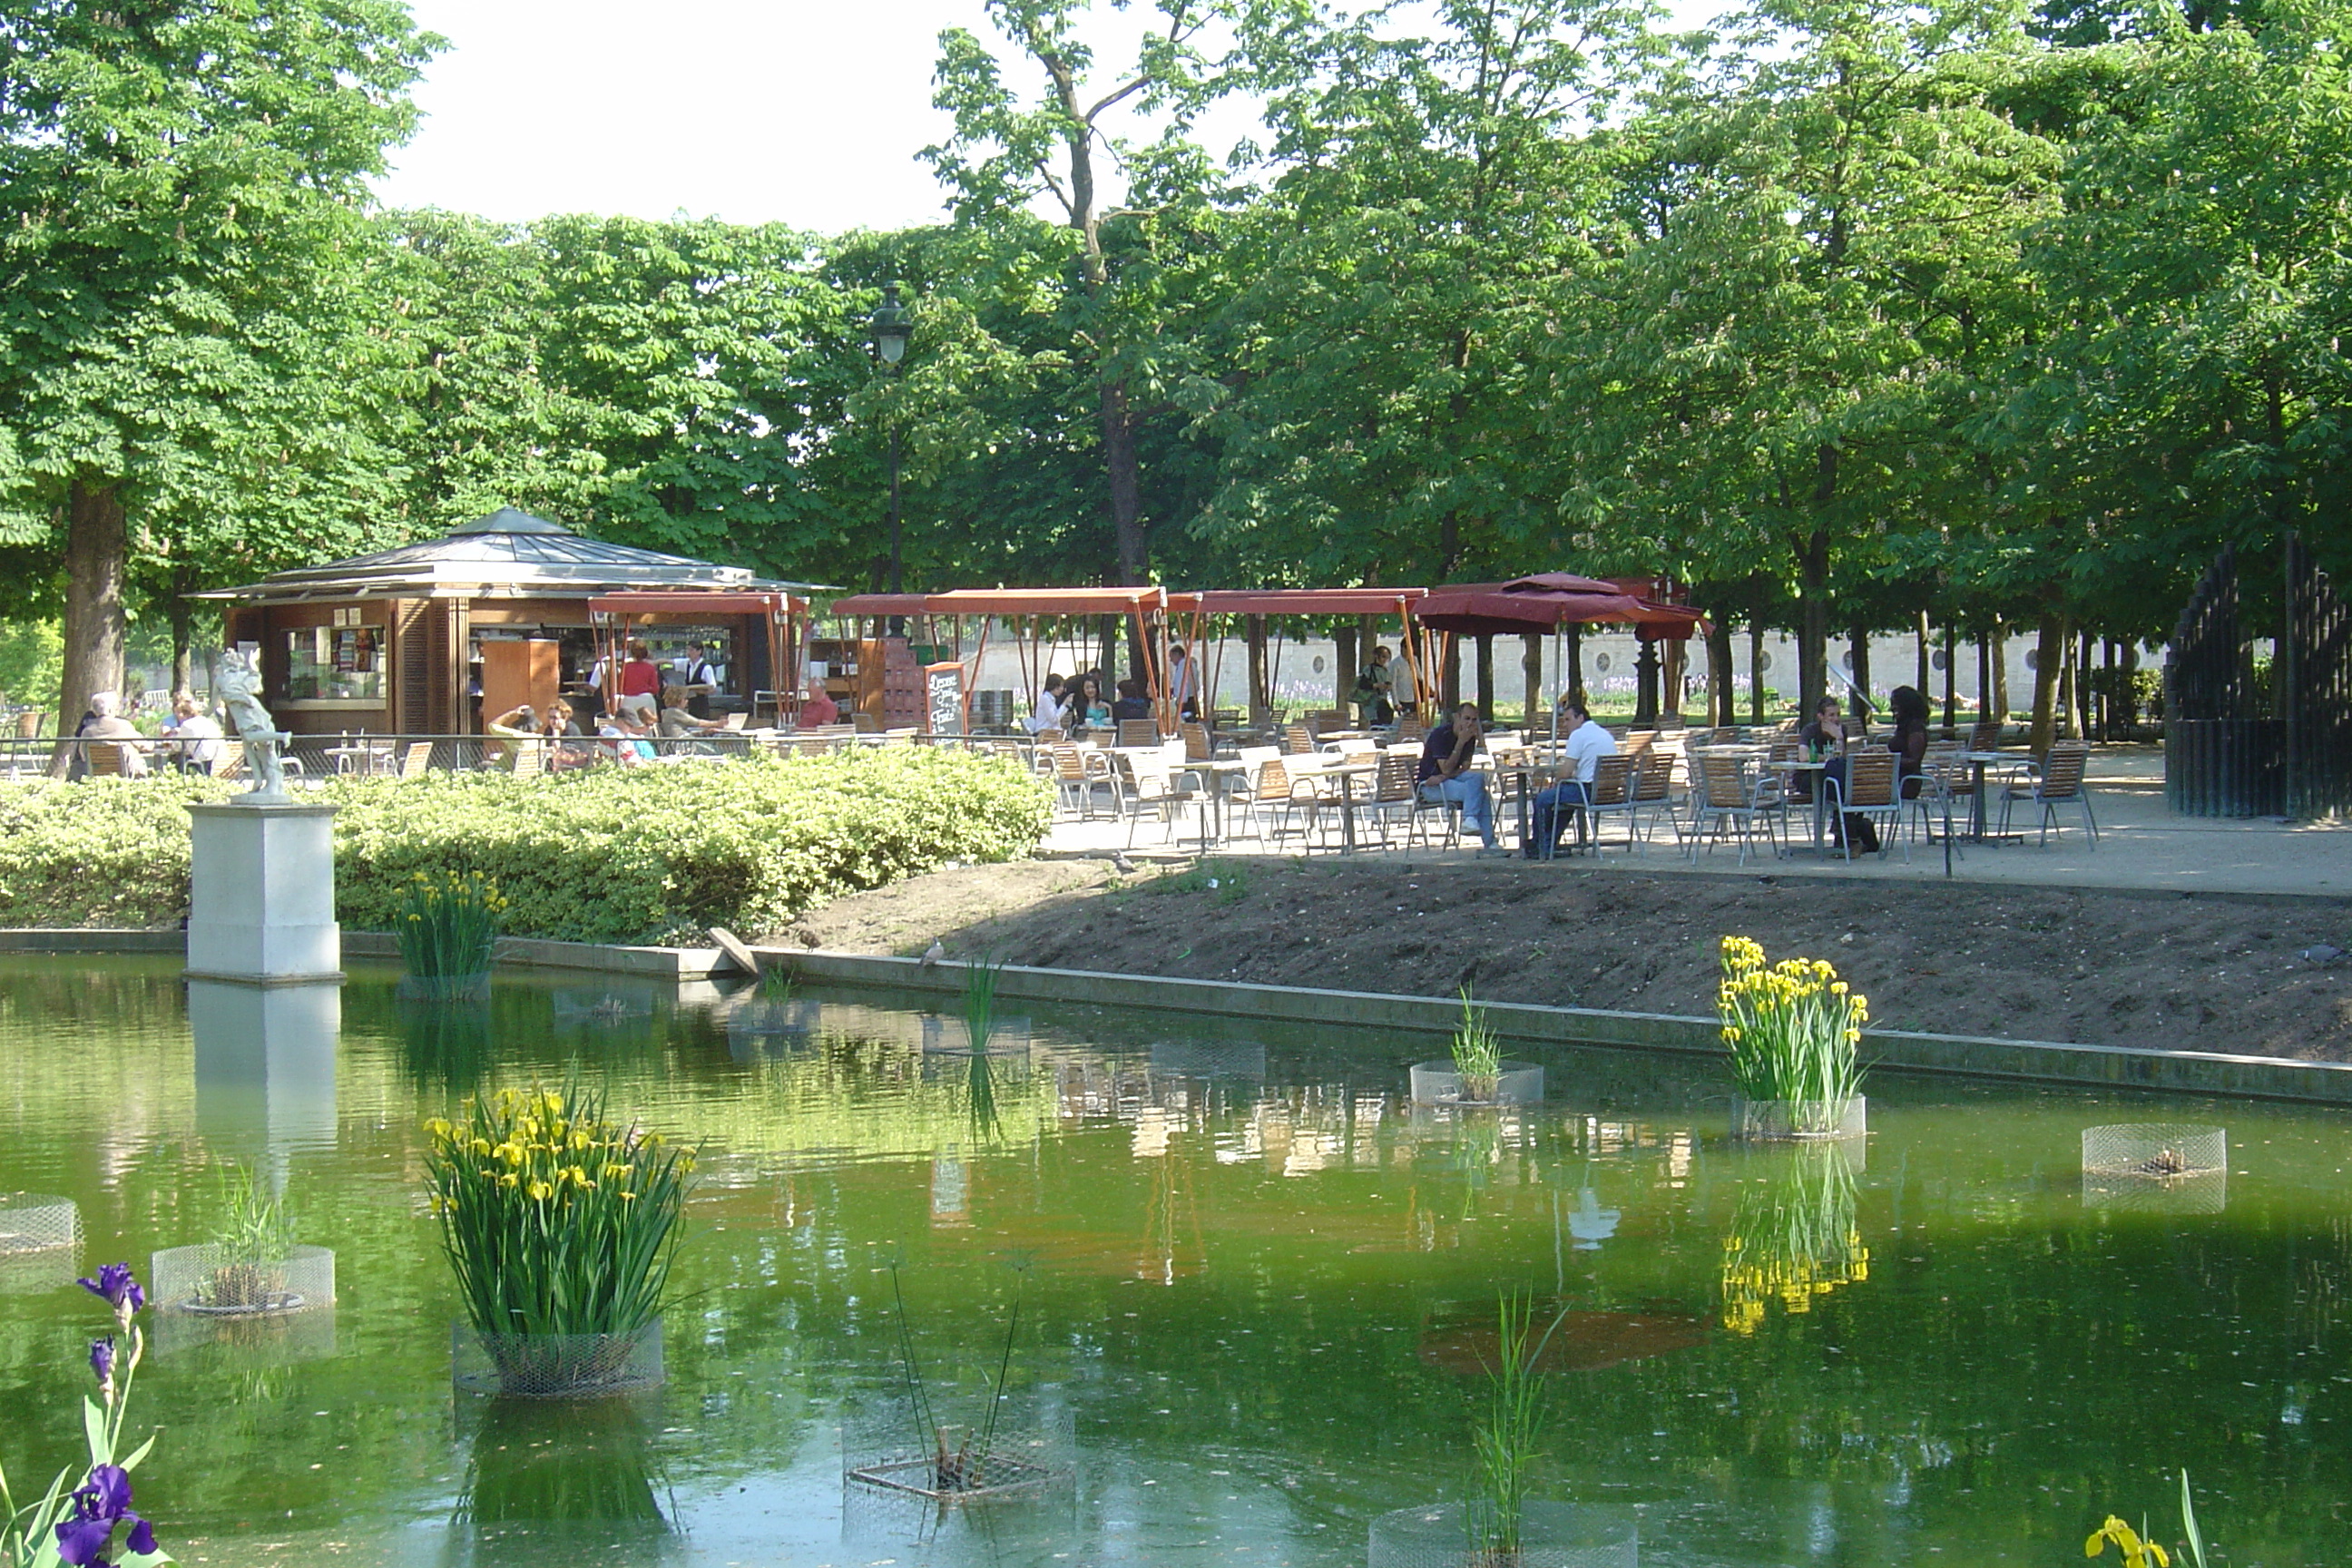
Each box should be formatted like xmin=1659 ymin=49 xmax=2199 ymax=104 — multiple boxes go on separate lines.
xmin=5 ymin=926 xmax=2340 ymax=1105
xmin=774 ymin=949 xmax=2352 ymax=1107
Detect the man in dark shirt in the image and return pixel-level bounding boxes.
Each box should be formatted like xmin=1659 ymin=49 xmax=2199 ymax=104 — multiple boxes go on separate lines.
xmin=1416 ymin=701 xmax=1504 ymax=854
xmin=1109 ymin=678 xmax=1153 ymax=722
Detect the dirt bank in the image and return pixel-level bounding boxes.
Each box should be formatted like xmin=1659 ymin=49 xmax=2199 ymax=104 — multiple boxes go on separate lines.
xmin=769 ymin=857 xmax=2352 ymax=1061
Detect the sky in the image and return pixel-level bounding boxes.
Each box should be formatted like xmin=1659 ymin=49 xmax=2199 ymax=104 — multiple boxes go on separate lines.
xmin=373 ymin=0 xmax=1223 ymax=235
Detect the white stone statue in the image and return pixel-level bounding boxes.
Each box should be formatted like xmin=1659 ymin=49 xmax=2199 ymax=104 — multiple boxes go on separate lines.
xmin=215 ymin=649 xmax=289 ymax=802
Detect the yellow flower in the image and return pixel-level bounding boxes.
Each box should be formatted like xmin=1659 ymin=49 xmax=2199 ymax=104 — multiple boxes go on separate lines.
xmin=424 ymin=1117 xmax=452 ymax=1141
xmin=568 ymin=1129 xmax=593 ymax=1152
xmin=498 ymin=1172 xmax=519 ymax=1189
xmin=526 ymin=1179 xmax=554 ymax=1201
xmin=618 ymin=1190 xmax=638 ymax=1202
xmin=471 ymin=1138 xmax=493 ymax=1159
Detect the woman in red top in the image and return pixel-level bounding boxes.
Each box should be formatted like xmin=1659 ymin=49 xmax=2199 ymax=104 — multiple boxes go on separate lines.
xmin=618 ymin=641 xmax=662 ymax=719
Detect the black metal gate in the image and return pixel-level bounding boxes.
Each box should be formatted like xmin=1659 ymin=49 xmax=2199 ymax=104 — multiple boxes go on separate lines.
xmin=2166 ymin=535 xmax=2352 ymax=818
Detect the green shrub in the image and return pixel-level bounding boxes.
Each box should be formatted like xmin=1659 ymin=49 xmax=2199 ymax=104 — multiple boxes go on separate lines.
xmin=0 ymin=749 xmax=1052 ymax=943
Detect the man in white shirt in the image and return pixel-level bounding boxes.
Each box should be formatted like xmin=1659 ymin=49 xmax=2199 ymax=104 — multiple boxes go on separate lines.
xmin=1026 ymin=673 xmax=1070 ymax=734
xmin=1167 ymin=644 xmax=1199 ymax=720
xmin=1529 ymin=700 xmax=1617 ymax=857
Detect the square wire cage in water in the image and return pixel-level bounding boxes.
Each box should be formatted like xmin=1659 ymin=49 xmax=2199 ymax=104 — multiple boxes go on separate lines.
xmin=452 ymin=1318 xmax=665 ymax=1399
xmin=1147 ymin=1039 xmax=1268 ymax=1080
xmin=2082 ymin=1123 xmax=2228 ymax=1213
xmin=1730 ymin=1096 xmax=1868 ymax=1142
xmin=0 ymin=1193 xmax=81 ymax=1257
xmin=152 ymin=1243 xmax=335 ymax=1316
xmin=1409 ymin=1061 xmax=1546 ymax=1106
xmin=841 ymin=1389 xmax=1074 ymax=1508
xmin=1367 ymin=1501 xmax=1641 ymax=1568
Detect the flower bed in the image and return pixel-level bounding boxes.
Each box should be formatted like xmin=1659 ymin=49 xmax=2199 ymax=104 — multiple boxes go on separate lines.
xmin=0 ymin=749 xmax=1051 ymax=944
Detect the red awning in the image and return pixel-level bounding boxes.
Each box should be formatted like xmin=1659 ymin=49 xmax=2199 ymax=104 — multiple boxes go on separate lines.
xmin=588 ymin=593 xmax=799 ymax=617
xmin=1417 ymin=575 xmax=1705 ymax=639
xmin=824 ymin=593 xmax=932 ymax=618
xmin=829 ymin=587 xmax=1166 ymax=618
xmin=1171 ymin=588 xmax=1428 ymax=615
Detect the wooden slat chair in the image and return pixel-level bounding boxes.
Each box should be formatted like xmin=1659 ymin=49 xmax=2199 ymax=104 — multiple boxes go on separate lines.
xmin=1967 ymin=719 xmax=2004 ymax=752
xmin=82 ymin=741 xmax=128 ymax=778
xmin=1115 ymin=751 xmax=1198 ymax=848
xmin=1180 ymin=721 xmax=1215 ymax=762
xmin=1688 ymin=752 xmax=1777 ymax=865
xmin=1583 ymin=753 xmax=1642 ymax=852
xmin=1395 ymin=714 xmax=1429 ymax=744
xmin=1999 ymin=740 xmax=2098 ymax=847
xmin=1833 ymin=750 xmax=1905 ymax=861
xmin=1911 ymin=742 xmax=1969 ymax=850
xmin=1117 ymin=718 xmax=1161 ymax=749
xmin=1279 ymin=721 xmax=1317 ymax=756
xmin=213 ymin=742 xmax=246 ymax=781
xmin=1047 ymin=743 xmax=1115 ymax=818
xmin=1631 ymin=750 xmax=1682 ymax=849
xmin=1358 ymin=750 xmax=1421 ymax=848
xmin=401 ymin=740 xmax=436 ymax=779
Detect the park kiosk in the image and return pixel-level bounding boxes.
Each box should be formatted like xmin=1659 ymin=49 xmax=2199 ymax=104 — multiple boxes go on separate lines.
xmin=201 ymin=508 xmax=818 ymax=738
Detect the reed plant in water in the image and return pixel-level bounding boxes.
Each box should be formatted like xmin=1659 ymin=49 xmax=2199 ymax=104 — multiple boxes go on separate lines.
xmin=884 ymin=1256 xmax=1032 ymax=1493
xmin=423 ymin=1084 xmax=694 ymax=1346
xmin=1466 ymin=1290 xmax=1569 ymax=1566
xmin=1450 ymin=988 xmax=1504 ymax=1103
xmin=1716 ymin=936 xmax=1867 ymax=1121
xmin=396 ymin=870 xmax=506 ymax=982
xmin=199 ymin=1161 xmax=297 ymax=1309
xmin=963 ymin=957 xmax=1005 ymax=1140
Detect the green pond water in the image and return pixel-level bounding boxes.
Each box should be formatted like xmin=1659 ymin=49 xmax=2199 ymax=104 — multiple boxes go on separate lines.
xmin=0 ymin=956 xmax=2344 ymax=1567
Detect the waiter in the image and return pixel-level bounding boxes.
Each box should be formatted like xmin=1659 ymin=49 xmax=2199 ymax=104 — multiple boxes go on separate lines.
xmin=678 ymin=641 xmax=722 ymax=720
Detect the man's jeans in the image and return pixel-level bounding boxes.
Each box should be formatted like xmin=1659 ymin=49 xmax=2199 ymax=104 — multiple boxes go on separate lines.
xmin=1533 ymin=780 xmax=1591 ymax=852
xmin=1423 ymin=774 xmax=1497 ymax=848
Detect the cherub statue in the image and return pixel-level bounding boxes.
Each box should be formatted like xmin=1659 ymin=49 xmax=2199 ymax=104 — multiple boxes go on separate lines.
xmin=215 ymin=649 xmax=289 ymax=801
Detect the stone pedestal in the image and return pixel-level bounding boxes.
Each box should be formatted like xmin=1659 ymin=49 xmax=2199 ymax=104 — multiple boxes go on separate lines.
xmin=186 ymin=801 xmax=342 ymax=985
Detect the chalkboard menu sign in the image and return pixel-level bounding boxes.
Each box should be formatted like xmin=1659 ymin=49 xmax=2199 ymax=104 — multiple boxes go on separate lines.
xmin=924 ymin=662 xmax=965 ymax=736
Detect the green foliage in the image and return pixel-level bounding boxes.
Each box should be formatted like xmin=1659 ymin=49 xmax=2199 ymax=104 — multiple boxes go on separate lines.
xmin=1467 ymin=1290 xmax=1568 ymax=1562
xmin=1716 ymin=936 xmax=1868 ymax=1120
xmin=394 ymin=870 xmax=506 ymax=982
xmin=1143 ymin=858 xmax=1251 ymax=903
xmin=423 ymin=1084 xmax=693 ymax=1340
xmin=0 ymin=750 xmax=1051 ymax=941
xmin=1450 ymin=989 xmax=1504 ymax=1102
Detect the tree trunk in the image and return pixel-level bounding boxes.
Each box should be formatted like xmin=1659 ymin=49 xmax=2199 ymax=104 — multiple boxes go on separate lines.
xmin=2027 ymin=612 xmax=2064 ymax=756
xmin=1993 ymin=622 xmax=2010 ymax=721
xmin=54 ymin=478 xmax=129 ymax=778
xmin=1334 ymin=624 xmax=1357 ymax=713
xmin=1565 ymin=626 xmax=1584 ymax=711
xmin=1442 ymin=638 xmax=1462 ymax=710
xmin=1247 ymin=615 xmax=1269 ymax=724
xmin=1975 ymin=632 xmax=1991 ymax=720
xmin=1707 ymin=616 xmax=1734 ymax=726
xmin=1748 ymin=619 xmax=1765 ymax=724
xmin=1848 ymin=624 xmax=1871 ymax=717
xmin=2079 ymin=629 xmax=2098 ymax=740
xmin=2056 ymin=621 xmax=2077 ymax=740
xmin=170 ymin=558 xmax=199 ymax=698
xmin=1798 ymin=526 xmax=1829 ymax=721
xmin=1522 ymin=633 xmax=1542 ymax=726
xmin=1474 ymin=634 xmax=1494 ymax=721
xmin=1661 ymin=636 xmax=1686 ymax=718
xmin=1941 ymin=624 xmax=1957 ymax=734
xmin=1916 ymin=611 xmax=1931 ymax=700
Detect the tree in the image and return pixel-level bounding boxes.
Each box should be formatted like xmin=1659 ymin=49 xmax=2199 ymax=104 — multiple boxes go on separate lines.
xmin=926 ymin=0 xmax=1243 ymax=589
xmin=0 ymin=0 xmax=437 ymax=733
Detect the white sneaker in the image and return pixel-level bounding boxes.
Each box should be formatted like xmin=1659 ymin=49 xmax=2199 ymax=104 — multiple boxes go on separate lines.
xmin=1476 ymin=845 xmax=1512 ymax=858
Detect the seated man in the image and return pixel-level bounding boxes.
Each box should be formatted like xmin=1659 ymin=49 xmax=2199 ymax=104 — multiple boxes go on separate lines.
xmin=1109 ymin=678 xmax=1153 ymax=723
xmin=1530 ymin=700 xmax=1616 ymax=857
xmin=799 ymin=681 xmax=839 ymax=728
xmin=1417 ymin=701 xmax=1506 ymax=856
xmin=75 ymin=691 xmax=150 ymax=778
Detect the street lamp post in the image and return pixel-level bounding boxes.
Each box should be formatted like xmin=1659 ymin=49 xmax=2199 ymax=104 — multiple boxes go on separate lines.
xmin=867 ymin=282 xmax=912 ymax=596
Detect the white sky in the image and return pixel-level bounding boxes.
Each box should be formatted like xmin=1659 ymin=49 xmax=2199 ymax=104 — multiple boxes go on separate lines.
xmin=373 ymin=0 xmax=1237 ymax=233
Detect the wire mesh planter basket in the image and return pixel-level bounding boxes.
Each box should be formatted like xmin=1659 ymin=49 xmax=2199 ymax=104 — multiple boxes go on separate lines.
xmin=1367 ymin=1501 xmax=1641 ymax=1568
xmin=1410 ymin=1061 xmax=1545 ymax=1106
xmin=396 ymin=972 xmax=492 ymax=1003
xmin=2082 ymin=1124 xmax=2228 ymax=1212
xmin=0 ymin=1192 xmax=82 ymax=1257
xmin=152 ymin=1243 xmax=334 ymax=1317
xmin=921 ymin=1014 xmax=1034 ymax=1056
xmin=552 ymin=990 xmax=656 ymax=1028
xmin=1149 ymin=1039 xmax=1268 ymax=1080
xmin=1731 ymin=1096 xmax=1867 ymax=1141
xmin=452 ymin=1318 xmax=665 ymax=1399
xmin=842 ymin=1390 xmax=1073 ymax=1509
xmin=727 ymin=997 xmax=823 ymax=1041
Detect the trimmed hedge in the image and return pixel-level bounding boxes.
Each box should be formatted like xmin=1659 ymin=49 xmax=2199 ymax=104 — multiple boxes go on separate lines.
xmin=0 ymin=749 xmax=1052 ymax=944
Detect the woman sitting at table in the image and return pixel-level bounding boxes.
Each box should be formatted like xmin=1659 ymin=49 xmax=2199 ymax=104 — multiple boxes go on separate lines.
xmin=1070 ymin=673 xmax=1112 ymax=731
xmin=1886 ymin=683 xmax=1931 ymax=793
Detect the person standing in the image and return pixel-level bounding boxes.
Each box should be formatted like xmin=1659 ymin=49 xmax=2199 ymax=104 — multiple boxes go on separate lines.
xmin=618 ymin=641 xmax=662 ymax=720
xmin=1529 ymin=700 xmax=1617 ymax=856
xmin=677 ymin=642 xmax=722 ymax=719
xmin=1418 ymin=701 xmax=1506 ymax=855
xmin=1168 ymin=643 xmax=1200 ymax=720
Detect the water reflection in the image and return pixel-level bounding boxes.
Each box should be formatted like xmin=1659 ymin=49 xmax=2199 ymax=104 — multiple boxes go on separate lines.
xmin=1718 ymin=1142 xmax=1869 ymax=1336
xmin=451 ymin=1396 xmax=674 ymax=1544
xmin=187 ymin=980 xmax=339 ymax=1185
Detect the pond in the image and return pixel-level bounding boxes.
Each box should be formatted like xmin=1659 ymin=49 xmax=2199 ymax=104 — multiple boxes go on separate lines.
xmin=0 ymin=956 xmax=2342 ymax=1566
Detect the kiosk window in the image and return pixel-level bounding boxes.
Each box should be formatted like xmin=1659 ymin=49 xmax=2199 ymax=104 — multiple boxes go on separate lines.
xmin=285 ymin=626 xmax=383 ymax=701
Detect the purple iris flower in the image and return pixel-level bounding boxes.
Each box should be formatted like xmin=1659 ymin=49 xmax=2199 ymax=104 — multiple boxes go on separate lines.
xmin=88 ymin=1336 xmax=115 ymax=1396
xmin=54 ymin=1465 xmax=156 ymax=1566
xmin=76 ymin=1264 xmax=144 ymax=1318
